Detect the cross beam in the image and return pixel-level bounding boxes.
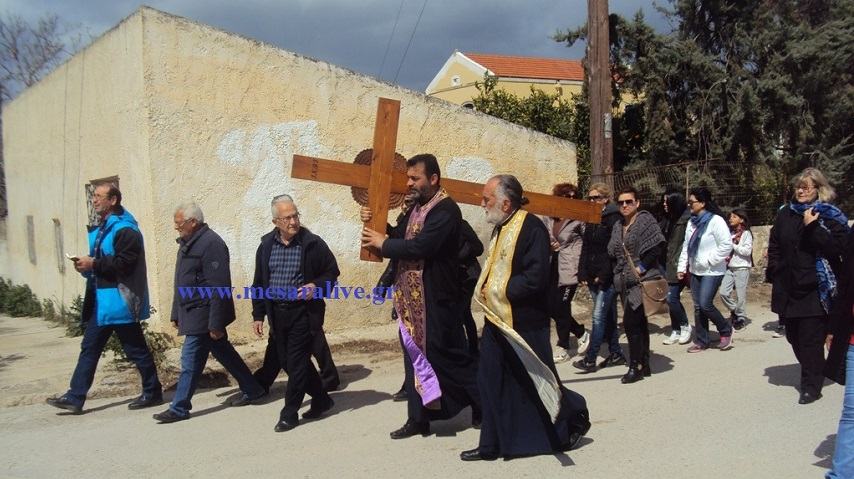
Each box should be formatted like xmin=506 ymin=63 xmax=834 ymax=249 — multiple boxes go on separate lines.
xmin=291 ymin=98 xmax=601 ymax=262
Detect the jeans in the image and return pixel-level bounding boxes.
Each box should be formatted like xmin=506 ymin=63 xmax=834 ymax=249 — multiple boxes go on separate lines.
xmin=690 ymin=274 xmax=732 ymax=347
xmin=170 ymin=332 xmax=265 ymax=417
xmin=720 ymin=268 xmax=750 ymax=318
xmin=666 ymin=282 xmax=689 ymax=331
xmin=67 ymin=318 xmax=161 ymax=407
xmin=827 ymin=345 xmax=854 ymax=479
xmin=584 ymin=284 xmax=622 ymax=362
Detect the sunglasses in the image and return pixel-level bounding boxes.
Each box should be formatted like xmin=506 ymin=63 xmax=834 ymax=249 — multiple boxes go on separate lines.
xmin=617 ymin=199 xmax=635 ymax=206
xmin=587 ymin=195 xmax=604 ymax=201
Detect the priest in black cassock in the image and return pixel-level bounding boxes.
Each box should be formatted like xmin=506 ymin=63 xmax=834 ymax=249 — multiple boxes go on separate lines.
xmin=361 ymin=153 xmax=481 ymax=439
xmin=460 ymin=174 xmax=591 ymax=461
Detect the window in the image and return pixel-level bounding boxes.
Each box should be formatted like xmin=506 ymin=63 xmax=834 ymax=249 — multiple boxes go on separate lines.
xmin=53 ymin=219 xmax=65 ymax=274
xmin=26 ymin=215 xmax=36 ymax=265
xmin=87 ymin=175 xmax=119 ymax=227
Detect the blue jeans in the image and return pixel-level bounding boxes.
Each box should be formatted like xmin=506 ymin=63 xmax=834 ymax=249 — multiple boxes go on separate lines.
xmin=170 ymin=332 xmax=265 ymax=417
xmin=827 ymin=345 xmax=854 ymax=479
xmin=67 ymin=318 xmax=161 ymax=407
xmin=690 ymin=274 xmax=732 ymax=347
xmin=667 ymin=282 xmax=689 ymax=331
xmin=584 ymin=284 xmax=622 ymax=362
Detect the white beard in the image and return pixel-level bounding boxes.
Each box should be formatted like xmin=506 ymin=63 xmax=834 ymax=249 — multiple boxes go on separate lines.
xmin=485 ymin=204 xmax=508 ymax=225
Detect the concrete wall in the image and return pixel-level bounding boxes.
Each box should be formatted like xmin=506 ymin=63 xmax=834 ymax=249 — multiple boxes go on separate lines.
xmin=2 ymin=7 xmax=579 ymax=339
xmin=1 ymin=14 xmax=154 ymax=309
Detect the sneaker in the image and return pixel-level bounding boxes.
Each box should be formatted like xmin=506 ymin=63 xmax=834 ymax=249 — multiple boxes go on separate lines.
xmin=598 ymin=352 xmax=627 ymax=368
xmin=553 ymin=347 xmax=570 ymax=363
xmin=678 ymin=325 xmax=693 ymax=345
xmin=663 ymin=330 xmax=680 ymax=345
xmin=576 ymin=331 xmax=591 ymax=355
xmin=733 ymin=318 xmax=747 ymax=331
xmin=772 ymin=326 xmax=785 ymax=338
xmin=687 ymin=342 xmax=707 ymax=353
xmin=572 ymin=357 xmax=597 ymax=373
xmin=719 ymin=335 xmax=734 ymax=351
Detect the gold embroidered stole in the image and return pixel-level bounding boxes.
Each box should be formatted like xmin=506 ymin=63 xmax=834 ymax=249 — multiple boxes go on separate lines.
xmin=474 ymin=210 xmax=562 ymax=421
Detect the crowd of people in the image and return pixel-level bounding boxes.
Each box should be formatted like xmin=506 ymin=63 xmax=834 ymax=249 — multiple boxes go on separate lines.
xmin=42 ymin=161 xmax=852 ymax=473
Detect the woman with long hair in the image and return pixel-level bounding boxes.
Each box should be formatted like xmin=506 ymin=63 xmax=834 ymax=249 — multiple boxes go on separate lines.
xmin=719 ymin=208 xmax=753 ymax=330
xmin=677 ymin=187 xmax=734 ymax=352
xmin=767 ymin=167 xmax=849 ymax=404
xmin=659 ymin=191 xmax=693 ymax=345
xmin=608 ymin=186 xmax=665 ymax=383
xmin=541 ymin=183 xmax=589 ymax=362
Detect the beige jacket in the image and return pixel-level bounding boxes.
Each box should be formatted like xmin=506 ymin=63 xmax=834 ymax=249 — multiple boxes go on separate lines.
xmin=540 ymin=215 xmax=585 ymax=287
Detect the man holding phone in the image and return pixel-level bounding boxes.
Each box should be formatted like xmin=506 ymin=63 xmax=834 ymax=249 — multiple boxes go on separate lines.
xmin=46 ymin=183 xmax=162 ymax=414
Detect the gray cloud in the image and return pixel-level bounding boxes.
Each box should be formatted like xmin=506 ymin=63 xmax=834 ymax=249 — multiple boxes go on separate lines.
xmin=6 ymin=0 xmax=668 ymax=91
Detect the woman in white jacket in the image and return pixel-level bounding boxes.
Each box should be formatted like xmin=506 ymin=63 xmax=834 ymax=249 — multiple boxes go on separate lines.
xmin=677 ymin=187 xmax=734 ymax=352
xmin=719 ymin=208 xmax=753 ymax=330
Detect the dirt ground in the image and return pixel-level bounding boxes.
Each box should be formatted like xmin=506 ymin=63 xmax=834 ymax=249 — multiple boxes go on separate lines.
xmin=0 ymin=283 xmax=843 ymax=478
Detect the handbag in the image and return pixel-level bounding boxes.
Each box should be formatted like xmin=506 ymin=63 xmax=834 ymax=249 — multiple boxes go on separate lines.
xmin=622 ymin=243 xmax=669 ymax=317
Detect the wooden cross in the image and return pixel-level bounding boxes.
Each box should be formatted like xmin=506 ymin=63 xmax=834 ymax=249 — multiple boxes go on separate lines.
xmin=291 ymin=97 xmax=601 ymax=262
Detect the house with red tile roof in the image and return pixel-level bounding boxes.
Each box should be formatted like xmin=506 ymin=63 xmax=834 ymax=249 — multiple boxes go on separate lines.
xmin=425 ymin=51 xmax=584 ymax=107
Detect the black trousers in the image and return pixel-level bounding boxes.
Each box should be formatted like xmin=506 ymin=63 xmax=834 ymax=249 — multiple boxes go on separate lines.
xmin=783 ymin=314 xmax=827 ymax=396
xmin=254 ymin=324 xmax=340 ymax=393
xmin=548 ymin=284 xmax=584 ymax=349
xmin=270 ymin=302 xmax=329 ymax=422
xmin=622 ymin=301 xmax=650 ymax=365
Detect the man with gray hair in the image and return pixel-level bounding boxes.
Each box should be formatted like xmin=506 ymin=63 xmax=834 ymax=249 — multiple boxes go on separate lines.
xmin=252 ymin=194 xmax=339 ymax=432
xmin=152 ymin=202 xmax=265 ymax=423
xmin=460 ymin=174 xmax=589 ymax=461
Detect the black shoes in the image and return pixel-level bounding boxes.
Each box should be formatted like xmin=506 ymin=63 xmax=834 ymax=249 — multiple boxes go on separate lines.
xmin=572 ymin=358 xmax=597 ymax=373
xmin=799 ymin=391 xmax=823 ymax=405
xmin=391 ymin=387 xmax=407 ymax=402
xmin=46 ymin=396 xmax=83 ymax=415
xmin=274 ymin=417 xmax=299 ymax=432
xmin=152 ymin=409 xmax=188 ymax=423
xmin=229 ymin=391 xmax=267 ymax=407
xmin=599 ymin=353 xmax=627 ymax=369
xmin=460 ymin=448 xmax=498 ymax=462
xmin=128 ymin=392 xmax=164 ymax=410
xmin=390 ymin=419 xmax=430 ymax=439
xmin=621 ymin=364 xmax=645 ymax=384
xmin=302 ymin=397 xmax=335 ymax=420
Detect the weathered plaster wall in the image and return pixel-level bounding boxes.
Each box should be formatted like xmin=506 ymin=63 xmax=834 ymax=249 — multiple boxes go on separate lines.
xmin=138 ymin=8 xmax=579 ymax=337
xmin=1 ymin=14 xmax=155 ymax=309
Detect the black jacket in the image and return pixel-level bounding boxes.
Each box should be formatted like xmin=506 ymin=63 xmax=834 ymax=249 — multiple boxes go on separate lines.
xmin=170 ymin=224 xmax=235 ymax=336
xmin=578 ymin=203 xmax=621 ymax=287
xmin=660 ymin=210 xmax=690 ymax=283
xmin=767 ymin=206 xmax=848 ymax=318
xmin=251 ymin=227 xmax=340 ymax=331
xmin=504 ymin=212 xmax=552 ymax=331
xmin=825 ymin=232 xmax=854 ymax=385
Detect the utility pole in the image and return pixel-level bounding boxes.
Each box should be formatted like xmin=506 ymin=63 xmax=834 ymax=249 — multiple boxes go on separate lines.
xmin=587 ymin=0 xmax=613 ymax=185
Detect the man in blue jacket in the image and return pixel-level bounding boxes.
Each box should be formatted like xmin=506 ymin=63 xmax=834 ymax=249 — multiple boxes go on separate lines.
xmin=152 ymin=202 xmax=266 ymax=423
xmin=47 ymin=183 xmax=162 ymax=414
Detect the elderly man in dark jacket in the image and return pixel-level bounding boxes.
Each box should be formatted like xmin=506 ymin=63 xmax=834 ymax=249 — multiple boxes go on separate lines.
xmin=253 ymin=194 xmax=339 ymax=432
xmin=152 ymin=202 xmax=265 ymax=423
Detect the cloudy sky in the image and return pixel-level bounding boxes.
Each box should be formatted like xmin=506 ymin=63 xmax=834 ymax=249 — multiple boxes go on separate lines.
xmin=6 ymin=0 xmax=671 ymax=92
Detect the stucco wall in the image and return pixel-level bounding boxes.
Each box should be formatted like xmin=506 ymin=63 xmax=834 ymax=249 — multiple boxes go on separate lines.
xmin=1 ymin=7 xmax=579 ymax=339
xmin=1 ymin=14 xmax=155 ymax=309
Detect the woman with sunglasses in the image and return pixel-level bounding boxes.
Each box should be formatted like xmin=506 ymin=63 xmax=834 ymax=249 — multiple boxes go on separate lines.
xmin=677 ymin=187 xmax=733 ymax=353
xmin=607 ymin=186 xmax=665 ymax=383
xmin=767 ymin=167 xmax=849 ymax=405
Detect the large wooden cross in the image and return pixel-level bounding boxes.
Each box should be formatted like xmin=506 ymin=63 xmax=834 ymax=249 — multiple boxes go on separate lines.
xmin=292 ymin=97 xmax=601 ymax=262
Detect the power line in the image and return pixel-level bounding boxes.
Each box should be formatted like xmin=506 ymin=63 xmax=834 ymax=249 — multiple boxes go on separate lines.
xmin=393 ymin=0 xmax=428 ymax=84
xmin=378 ymin=0 xmax=406 ymax=80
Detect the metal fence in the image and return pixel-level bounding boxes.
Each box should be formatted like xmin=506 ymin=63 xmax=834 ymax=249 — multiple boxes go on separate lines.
xmin=582 ymin=161 xmax=790 ymax=225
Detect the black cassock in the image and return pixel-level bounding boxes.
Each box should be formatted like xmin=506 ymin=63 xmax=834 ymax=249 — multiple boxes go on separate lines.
xmin=478 ymin=212 xmax=591 ymax=457
xmin=382 ymin=196 xmax=480 ymax=422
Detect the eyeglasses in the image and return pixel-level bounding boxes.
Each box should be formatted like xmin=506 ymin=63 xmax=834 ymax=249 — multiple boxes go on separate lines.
xmin=174 ymin=218 xmax=193 ymax=229
xmin=617 ymin=199 xmax=635 ymax=206
xmin=587 ymin=195 xmax=604 ymax=201
xmin=274 ymin=213 xmax=301 ymax=223
xmin=796 ymin=185 xmax=815 ymax=192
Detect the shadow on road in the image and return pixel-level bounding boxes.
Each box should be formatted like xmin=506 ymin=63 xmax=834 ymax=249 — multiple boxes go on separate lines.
xmin=0 ymin=353 xmax=25 ymax=371
xmin=763 ymin=363 xmax=800 ymax=389
xmin=814 ymin=433 xmax=835 ymax=469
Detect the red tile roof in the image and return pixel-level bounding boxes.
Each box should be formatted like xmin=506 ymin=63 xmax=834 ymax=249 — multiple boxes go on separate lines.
xmin=464 ymin=52 xmax=584 ymax=81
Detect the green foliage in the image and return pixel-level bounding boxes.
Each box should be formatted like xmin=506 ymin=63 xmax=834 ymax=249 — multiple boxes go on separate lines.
xmin=0 ymin=278 xmax=42 ymax=317
xmin=103 ymin=321 xmax=172 ymax=369
xmin=41 ymin=295 xmax=84 ymax=337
